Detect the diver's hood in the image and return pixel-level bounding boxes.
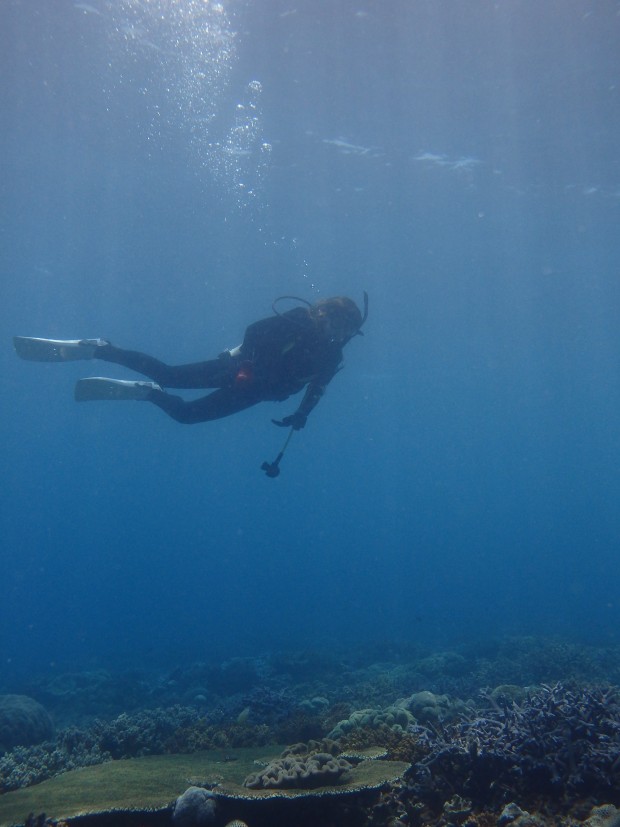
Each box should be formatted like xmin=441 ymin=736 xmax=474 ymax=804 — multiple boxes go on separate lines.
xmin=272 ymin=291 xmax=368 ymax=345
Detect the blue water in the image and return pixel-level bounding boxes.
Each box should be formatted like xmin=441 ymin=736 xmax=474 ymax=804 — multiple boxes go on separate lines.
xmin=1 ymin=0 xmax=619 ymax=679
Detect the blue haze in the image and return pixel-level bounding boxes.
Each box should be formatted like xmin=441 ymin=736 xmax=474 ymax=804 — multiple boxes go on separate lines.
xmin=1 ymin=0 xmax=619 ymax=679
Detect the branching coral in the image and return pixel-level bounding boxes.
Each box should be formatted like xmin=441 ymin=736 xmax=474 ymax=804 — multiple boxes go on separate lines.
xmin=408 ymin=682 xmax=620 ymax=806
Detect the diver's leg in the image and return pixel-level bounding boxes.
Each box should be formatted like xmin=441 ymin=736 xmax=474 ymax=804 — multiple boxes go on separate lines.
xmin=95 ymin=343 xmax=234 ymax=389
xmin=75 ymin=378 xmax=162 ymax=402
xmin=14 ymin=337 xmax=236 ymax=389
xmin=146 ymin=387 xmax=260 ymax=424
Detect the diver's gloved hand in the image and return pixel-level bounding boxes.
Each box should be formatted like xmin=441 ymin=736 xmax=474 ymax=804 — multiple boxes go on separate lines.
xmin=272 ymin=411 xmax=307 ymax=430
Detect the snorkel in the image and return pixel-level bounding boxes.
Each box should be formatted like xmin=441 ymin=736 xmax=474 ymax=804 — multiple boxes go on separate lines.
xmin=344 ymin=290 xmax=368 ymax=344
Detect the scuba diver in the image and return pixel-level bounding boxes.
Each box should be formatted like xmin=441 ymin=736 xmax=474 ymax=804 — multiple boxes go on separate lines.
xmin=14 ymin=295 xmax=367 ymax=432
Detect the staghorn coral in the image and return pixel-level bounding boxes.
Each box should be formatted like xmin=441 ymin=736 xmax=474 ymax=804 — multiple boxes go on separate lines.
xmin=407 ymin=682 xmax=620 ymax=806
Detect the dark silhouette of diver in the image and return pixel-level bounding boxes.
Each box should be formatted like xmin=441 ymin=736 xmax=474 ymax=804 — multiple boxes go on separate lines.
xmin=14 ymin=295 xmax=367 ymax=431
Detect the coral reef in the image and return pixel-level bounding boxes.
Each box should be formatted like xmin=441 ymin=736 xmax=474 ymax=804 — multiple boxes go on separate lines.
xmin=162 ymin=717 xmax=271 ymax=754
xmin=417 ymin=651 xmax=468 ymax=678
xmin=281 ymin=738 xmax=341 ymax=758
xmin=0 ymin=746 xmax=410 ymax=826
xmin=6 ymin=639 xmax=620 ymax=826
xmin=0 ymin=746 xmax=282 ymax=825
xmin=497 ymin=801 xmax=545 ymax=827
xmin=407 ymin=682 xmax=620 ymax=807
xmin=0 ymin=706 xmax=201 ymax=792
xmin=585 ymin=805 xmax=620 ymax=827
xmin=328 ymin=704 xmax=415 ymax=739
xmin=23 ymin=669 xmax=152 ymax=728
xmin=237 ymin=685 xmax=298 ymax=726
xmin=340 ymin=725 xmax=425 ymax=764
xmin=243 ymin=752 xmax=352 ymax=789
xmin=0 ymin=695 xmax=54 ymax=752
xmin=172 ymin=786 xmax=217 ymax=827
xmin=401 ymin=689 xmax=470 ymax=724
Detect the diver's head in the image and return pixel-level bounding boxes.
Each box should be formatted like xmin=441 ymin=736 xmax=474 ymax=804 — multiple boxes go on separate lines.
xmin=312 ymin=296 xmax=364 ymax=344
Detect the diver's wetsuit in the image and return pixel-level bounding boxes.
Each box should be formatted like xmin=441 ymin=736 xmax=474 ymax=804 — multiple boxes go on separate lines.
xmin=95 ymin=307 xmax=343 ymax=424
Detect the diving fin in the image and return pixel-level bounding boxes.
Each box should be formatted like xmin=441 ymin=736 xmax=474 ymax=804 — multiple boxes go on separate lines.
xmin=75 ymin=377 xmax=162 ymax=402
xmin=13 ymin=337 xmax=109 ymax=362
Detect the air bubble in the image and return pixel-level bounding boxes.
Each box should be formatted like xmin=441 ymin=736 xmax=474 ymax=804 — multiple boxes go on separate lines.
xmin=105 ymin=1 xmax=269 ymax=212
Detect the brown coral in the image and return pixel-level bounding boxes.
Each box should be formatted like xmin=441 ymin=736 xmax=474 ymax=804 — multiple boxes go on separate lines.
xmin=244 ymin=752 xmax=352 ymax=790
xmin=164 ymin=721 xmax=271 ymax=753
xmin=340 ymin=724 xmax=425 ymax=764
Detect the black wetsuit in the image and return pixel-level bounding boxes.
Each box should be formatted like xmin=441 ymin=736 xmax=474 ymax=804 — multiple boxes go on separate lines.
xmin=95 ymin=307 xmax=343 ymax=424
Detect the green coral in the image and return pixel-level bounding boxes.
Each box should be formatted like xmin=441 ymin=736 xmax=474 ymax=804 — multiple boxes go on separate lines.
xmin=402 ymin=690 xmax=469 ymax=723
xmin=0 ymin=695 xmax=54 ymax=752
xmin=327 ymin=704 xmax=415 ymax=739
xmin=0 ymin=746 xmax=410 ymax=826
xmin=244 ymin=752 xmax=352 ymax=790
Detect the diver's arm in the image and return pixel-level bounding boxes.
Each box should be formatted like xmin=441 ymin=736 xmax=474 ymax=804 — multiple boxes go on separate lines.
xmin=291 ymin=383 xmax=324 ymax=428
xmin=273 ymin=370 xmax=337 ymax=430
xmin=218 ymin=344 xmax=242 ymax=359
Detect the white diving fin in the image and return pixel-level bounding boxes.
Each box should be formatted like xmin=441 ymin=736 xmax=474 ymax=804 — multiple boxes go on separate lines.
xmin=13 ymin=337 xmax=108 ymax=362
xmin=74 ymin=377 xmax=161 ymax=402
